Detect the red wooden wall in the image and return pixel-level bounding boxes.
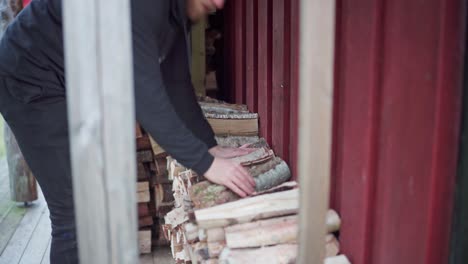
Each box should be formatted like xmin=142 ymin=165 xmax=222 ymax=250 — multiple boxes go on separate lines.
xmin=331 ymin=0 xmax=466 ymax=263
xmin=226 ymin=0 xmax=466 ymax=263
xmin=224 ymin=0 xmax=300 ymax=178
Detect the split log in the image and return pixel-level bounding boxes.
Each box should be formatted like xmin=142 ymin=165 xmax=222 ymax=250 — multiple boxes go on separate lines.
xmin=183 ymin=222 xmax=199 ymax=243
xmin=199 ymin=102 xmax=249 ymax=114
xmin=327 ymin=210 xmax=341 ymax=233
xmin=208 ymin=241 xmax=225 ymax=258
xmin=137 ymin=182 xmax=150 ymax=203
xmin=138 ymin=216 xmax=154 ymax=228
xmin=219 ymin=244 xmax=297 ymax=264
xmin=194 ymin=189 xmax=299 ymax=229
xmin=324 ymin=255 xmax=351 ymax=264
xmin=250 ymin=158 xmax=291 ymax=192
xmin=215 ymin=136 xmax=259 ymax=147
xmin=165 ymin=207 xmax=189 ymax=228
xmin=157 ymin=203 xmax=175 ymax=218
xmin=149 ymin=136 xmax=165 ymax=156
xmin=229 ymin=147 xmax=274 ymax=166
xmin=252 ymin=181 xmax=298 ymax=196
xmin=4 ymin=124 xmax=38 ymax=202
xmin=136 ymin=135 xmax=152 ymax=150
xmin=137 ymin=162 xmax=150 ymax=181
xmin=168 ymin=158 xmax=187 ymax=181
xmin=137 ymin=150 xmax=153 ymax=163
xmin=155 ymin=183 xmax=174 ymax=204
xmin=138 ymin=230 xmax=152 ymax=254
xmin=138 ymin=203 xmax=149 ymax=217
xmin=189 ymin=181 xmax=239 ymax=209
xmin=207 ymin=118 xmax=258 ymax=137
xmin=224 ymin=215 xmax=297 ymax=248
xmin=206 ymin=227 xmax=225 ymax=242
xmin=326 ymin=234 xmax=340 ymax=258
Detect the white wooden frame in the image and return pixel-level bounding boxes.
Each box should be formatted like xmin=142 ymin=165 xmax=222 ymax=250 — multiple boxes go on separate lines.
xmin=63 ymin=0 xmax=138 ymax=263
xmin=297 ymin=0 xmax=336 ymax=263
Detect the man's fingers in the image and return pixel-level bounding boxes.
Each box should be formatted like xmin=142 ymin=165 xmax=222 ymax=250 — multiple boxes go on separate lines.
xmin=236 ymin=165 xmax=256 ymax=187
xmin=233 ymin=172 xmax=255 ymax=194
xmin=226 ymin=181 xmax=247 ymax=198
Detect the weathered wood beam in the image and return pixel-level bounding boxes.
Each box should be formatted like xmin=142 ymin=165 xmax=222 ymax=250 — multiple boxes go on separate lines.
xmin=63 ymin=0 xmax=138 ymax=261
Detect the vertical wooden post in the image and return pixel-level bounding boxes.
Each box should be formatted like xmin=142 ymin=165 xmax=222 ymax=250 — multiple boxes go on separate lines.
xmin=63 ymin=0 xmax=138 ymax=263
xmin=297 ymin=0 xmax=336 ymax=263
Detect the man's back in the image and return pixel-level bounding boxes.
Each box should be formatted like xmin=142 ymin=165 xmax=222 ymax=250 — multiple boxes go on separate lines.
xmin=0 ymin=0 xmax=64 ymax=92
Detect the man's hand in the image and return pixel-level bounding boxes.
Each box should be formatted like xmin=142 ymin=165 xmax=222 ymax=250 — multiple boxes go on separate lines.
xmin=204 ymin=158 xmax=256 ymax=197
xmin=209 ymin=145 xmax=257 ymax=159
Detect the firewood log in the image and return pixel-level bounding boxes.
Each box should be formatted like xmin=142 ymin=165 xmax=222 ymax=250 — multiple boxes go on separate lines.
xmin=189 ymin=181 xmax=240 ymax=209
xmin=208 ymin=241 xmax=226 ymax=258
xmin=138 ymin=230 xmax=152 ymax=254
xmin=165 ymin=207 xmax=189 ymax=228
xmin=199 ymin=102 xmax=249 ymax=114
xmin=138 ymin=203 xmax=149 ymax=217
xmin=137 ymin=150 xmax=154 ymax=163
xmin=206 ymin=227 xmax=225 ymax=242
xmin=327 ymin=210 xmax=341 ymax=233
xmin=224 ymin=215 xmax=297 ymax=248
xmin=326 ymin=234 xmax=340 ymax=258
xmin=324 ymin=255 xmax=351 ymax=264
xmin=137 ymin=182 xmax=151 ymax=203
xmin=138 ymin=216 xmax=154 ymax=228
xmin=194 ymin=189 xmax=299 ymax=229
xmin=136 ymin=135 xmax=152 ymax=150
xmin=250 ymin=158 xmax=291 ymax=192
xmin=229 ymin=147 xmax=274 ymax=166
xmin=149 ymin=136 xmax=166 ymax=156
xmin=219 ymin=244 xmax=297 ymax=264
xmin=215 ymin=136 xmax=260 ymax=147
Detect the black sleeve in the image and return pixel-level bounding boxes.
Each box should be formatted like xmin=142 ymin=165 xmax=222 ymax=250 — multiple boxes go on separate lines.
xmin=160 ymin=30 xmax=217 ymax=149
xmin=131 ymin=1 xmax=214 ymax=175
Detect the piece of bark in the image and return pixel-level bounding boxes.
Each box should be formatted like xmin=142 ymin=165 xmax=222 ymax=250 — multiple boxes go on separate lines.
xmin=205 ymin=112 xmax=258 ymax=119
xmin=138 ymin=230 xmax=152 ymax=254
xmin=137 ymin=150 xmax=154 ymax=163
xmin=189 ymin=181 xmax=240 ymax=210
xmin=252 ymin=181 xmax=298 ymax=197
xmin=165 ymin=207 xmax=189 ymax=228
xmin=194 ymin=189 xmax=299 ymax=229
xmin=215 ymin=136 xmax=260 ymax=147
xmin=138 ymin=203 xmax=149 ymax=217
xmin=199 ymin=101 xmax=249 ymax=114
xmin=229 ymin=147 xmax=274 ymax=166
xmin=225 ymin=215 xmax=298 ymax=248
xmin=324 ymin=255 xmax=351 ymax=264
xmin=206 ymin=227 xmax=225 ymax=242
xmin=208 ymin=241 xmax=225 ymax=258
xmin=219 ymin=244 xmax=297 ymax=264
xmin=326 ymin=234 xmax=340 ymax=258
xmin=327 ymin=210 xmax=341 ymax=233
xmin=207 ymin=118 xmax=258 ymax=137
xmin=136 ymin=135 xmax=152 ymax=150
xmin=138 ymin=216 xmax=154 ymax=228
xmin=246 ymin=138 xmax=270 ymax=148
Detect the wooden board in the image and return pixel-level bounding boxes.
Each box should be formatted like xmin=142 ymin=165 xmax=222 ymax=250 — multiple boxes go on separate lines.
xmin=18 ymin=210 xmax=52 ymax=264
xmin=207 ymin=118 xmax=258 ymax=136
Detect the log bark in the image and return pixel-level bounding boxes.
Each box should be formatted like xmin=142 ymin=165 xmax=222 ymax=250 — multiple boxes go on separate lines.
xmin=199 ymin=102 xmax=249 ymax=114
xmin=189 ymin=181 xmax=240 ymax=209
xmin=229 ymin=147 xmax=274 ymax=166
xmin=215 ymin=136 xmax=259 ymax=147
xmin=194 ymin=189 xmax=299 ymax=229
xmin=224 ymin=215 xmax=298 ymax=248
xmin=137 ymin=162 xmax=150 ymax=181
xmin=219 ymin=244 xmax=297 ymax=264
xmin=205 ymin=112 xmax=258 ymax=119
xmin=252 ymin=181 xmax=298 ymax=197
xmin=207 ymin=118 xmax=258 ymax=137
xmin=250 ymin=158 xmax=291 ymax=192
xmin=4 ymin=124 xmax=38 ymax=202
xmin=135 ymin=123 xmax=143 ymax=138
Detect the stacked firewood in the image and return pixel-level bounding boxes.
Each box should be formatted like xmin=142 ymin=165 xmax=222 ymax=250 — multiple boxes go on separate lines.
xmin=135 ymin=123 xmax=174 ymax=254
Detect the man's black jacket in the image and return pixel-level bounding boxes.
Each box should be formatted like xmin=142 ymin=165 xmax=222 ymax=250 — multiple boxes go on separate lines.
xmin=0 ymin=0 xmax=217 ymax=174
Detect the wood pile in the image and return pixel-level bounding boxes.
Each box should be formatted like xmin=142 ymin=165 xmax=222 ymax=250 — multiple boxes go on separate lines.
xmin=135 ymin=123 xmax=174 ymax=254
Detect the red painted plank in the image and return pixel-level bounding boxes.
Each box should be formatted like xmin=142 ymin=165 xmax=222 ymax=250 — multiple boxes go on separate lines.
xmin=234 ymin=0 xmax=246 ymax=104
xmin=424 ymin=0 xmax=465 ymax=263
xmin=245 ymin=0 xmax=258 ymax=112
xmin=289 ymin=0 xmax=299 ymax=180
xmin=333 ymin=1 xmax=384 ymax=263
xmin=271 ymin=0 xmax=290 ymax=162
xmin=257 ymin=0 xmax=272 ymax=143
